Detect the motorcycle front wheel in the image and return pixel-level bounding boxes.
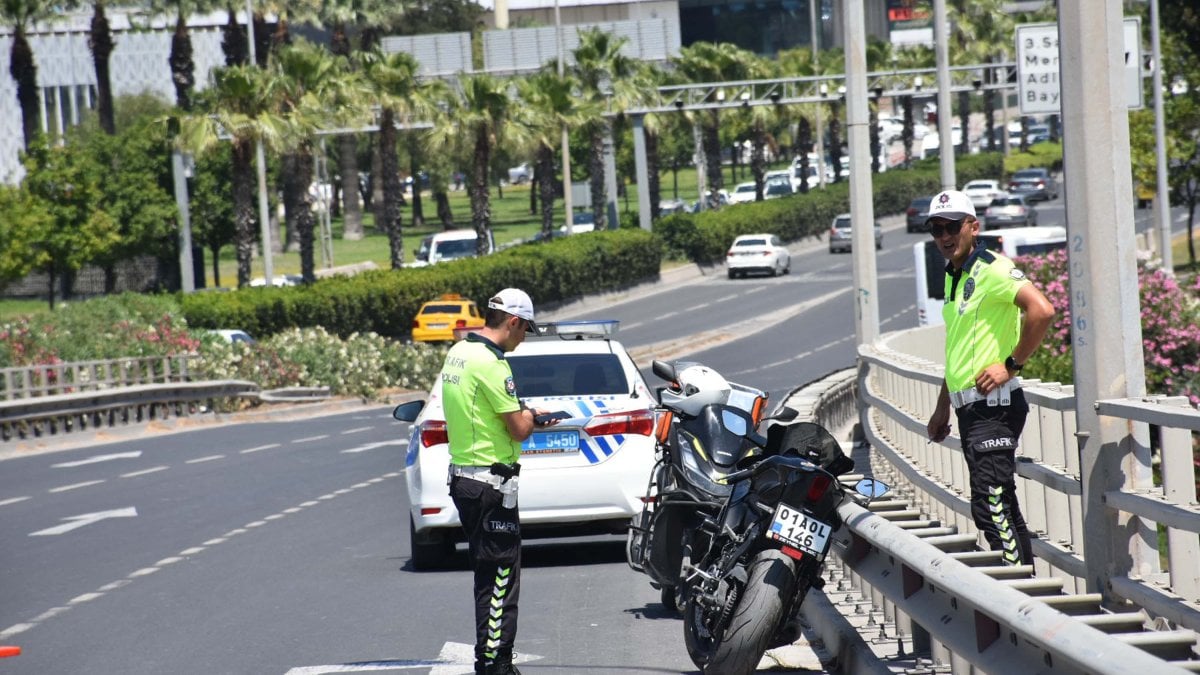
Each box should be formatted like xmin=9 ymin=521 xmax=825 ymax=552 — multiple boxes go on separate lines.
xmin=683 ymin=549 xmax=796 ymax=675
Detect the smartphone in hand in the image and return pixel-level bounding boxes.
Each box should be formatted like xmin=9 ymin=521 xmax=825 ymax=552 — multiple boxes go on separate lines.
xmin=534 ymin=411 xmax=571 ymax=426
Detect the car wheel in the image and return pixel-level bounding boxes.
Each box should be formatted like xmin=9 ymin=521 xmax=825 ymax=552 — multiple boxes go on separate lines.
xmin=727 ymin=269 xmax=736 ymax=280
xmin=410 ymin=516 xmax=454 ymax=571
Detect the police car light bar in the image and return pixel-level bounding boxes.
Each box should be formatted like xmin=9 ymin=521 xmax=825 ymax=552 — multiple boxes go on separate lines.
xmin=536 ymin=320 xmax=619 ymax=340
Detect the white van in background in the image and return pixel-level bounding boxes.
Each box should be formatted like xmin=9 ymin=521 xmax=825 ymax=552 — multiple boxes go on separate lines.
xmin=409 ymin=229 xmax=496 ymax=267
xmin=913 ymin=226 xmax=1066 ymax=326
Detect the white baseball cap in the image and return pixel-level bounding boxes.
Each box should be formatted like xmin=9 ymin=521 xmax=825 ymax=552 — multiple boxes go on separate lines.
xmin=925 ymin=190 xmax=976 ymax=226
xmin=488 ymin=288 xmax=539 ymax=335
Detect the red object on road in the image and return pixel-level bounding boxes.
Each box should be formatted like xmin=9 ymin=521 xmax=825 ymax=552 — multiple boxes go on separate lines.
xmin=0 ymin=646 xmax=21 ymax=658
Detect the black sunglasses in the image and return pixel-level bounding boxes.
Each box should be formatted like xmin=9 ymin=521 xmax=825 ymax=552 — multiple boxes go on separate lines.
xmin=928 ymin=218 xmax=965 ymax=238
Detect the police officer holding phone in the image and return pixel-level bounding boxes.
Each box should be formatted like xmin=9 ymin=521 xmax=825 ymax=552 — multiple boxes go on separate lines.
xmin=923 ymin=190 xmax=1055 ymax=567
xmin=439 ymin=288 xmax=556 ymax=675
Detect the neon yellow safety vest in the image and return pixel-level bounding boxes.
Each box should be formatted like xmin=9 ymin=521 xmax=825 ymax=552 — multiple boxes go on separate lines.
xmin=942 ymin=247 xmax=1029 ymax=392
xmin=440 ymin=334 xmax=522 ymax=466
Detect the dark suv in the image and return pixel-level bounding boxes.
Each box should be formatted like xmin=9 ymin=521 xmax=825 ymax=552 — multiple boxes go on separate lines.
xmin=1007 ymin=168 xmax=1058 ymax=201
xmin=906 ymin=195 xmax=934 ymax=233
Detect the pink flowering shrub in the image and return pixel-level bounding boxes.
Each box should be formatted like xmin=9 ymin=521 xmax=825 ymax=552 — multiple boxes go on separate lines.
xmin=1018 ymin=250 xmax=1200 ymax=405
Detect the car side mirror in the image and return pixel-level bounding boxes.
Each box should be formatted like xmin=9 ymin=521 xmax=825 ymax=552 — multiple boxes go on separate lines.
xmin=392 ymin=400 xmax=426 ymax=422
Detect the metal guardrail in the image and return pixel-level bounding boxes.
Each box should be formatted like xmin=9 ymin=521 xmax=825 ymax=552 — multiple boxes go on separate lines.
xmin=0 ymin=380 xmax=259 ymax=441
xmin=0 ymin=355 xmax=197 ymax=400
xmin=794 ymin=355 xmax=1200 ymax=673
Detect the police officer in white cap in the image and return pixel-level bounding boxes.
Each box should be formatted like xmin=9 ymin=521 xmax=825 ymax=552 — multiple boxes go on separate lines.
xmin=924 ymin=190 xmax=1055 ymax=567
xmin=438 ymin=287 xmax=554 ymax=675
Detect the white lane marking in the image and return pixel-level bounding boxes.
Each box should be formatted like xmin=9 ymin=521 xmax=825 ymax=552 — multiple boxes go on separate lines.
xmin=29 ymin=507 xmax=137 ymax=536
xmin=0 ymin=496 xmax=31 ymax=507
xmin=52 ymin=451 xmax=142 ymax=468
xmin=340 ymin=426 xmax=372 ymax=435
xmin=121 ymin=466 xmax=168 ymax=478
xmin=622 ymin=321 xmax=643 ymax=330
xmin=658 ymin=310 xmax=680 ymax=320
xmin=341 ymin=440 xmax=407 ymax=454
xmin=241 ymin=443 xmax=280 ymax=454
xmin=0 ymin=624 xmax=34 ymax=639
xmin=186 ymin=455 xmax=224 ymax=464
xmin=9 ymin=471 xmax=400 ymax=641
xmin=48 ymin=480 xmax=105 ymax=493
xmin=284 ymin=641 xmax=541 ymax=675
xmin=294 ymin=435 xmax=329 ymax=444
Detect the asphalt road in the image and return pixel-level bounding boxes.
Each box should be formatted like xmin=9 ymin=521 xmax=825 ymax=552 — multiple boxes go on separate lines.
xmin=1 ymin=199 xmax=1186 ymax=674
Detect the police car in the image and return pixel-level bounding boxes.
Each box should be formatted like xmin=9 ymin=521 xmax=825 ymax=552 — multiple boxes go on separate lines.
xmin=394 ymin=320 xmax=657 ymax=569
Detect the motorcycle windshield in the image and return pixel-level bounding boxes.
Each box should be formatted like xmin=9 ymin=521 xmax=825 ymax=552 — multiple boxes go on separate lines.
xmin=765 ymin=422 xmax=854 ymax=475
xmin=680 ymin=405 xmax=759 ymax=469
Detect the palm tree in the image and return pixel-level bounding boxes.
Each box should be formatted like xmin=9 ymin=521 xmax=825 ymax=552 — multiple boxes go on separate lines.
xmin=428 ymin=74 xmax=527 ymax=255
xmin=221 ymin=3 xmax=248 ymax=65
xmin=517 ymin=69 xmax=594 ymax=239
xmin=948 ymin=0 xmax=1013 ymax=153
xmin=2 ymin=0 xmax=53 ymax=149
xmin=571 ymin=28 xmax=636 ymax=229
xmin=777 ymin=47 xmax=819 ymax=191
xmin=148 ymin=0 xmax=219 ymax=112
xmin=674 ymin=42 xmax=755 ymax=193
xmin=178 ymin=65 xmax=286 ymax=288
xmin=316 ymin=0 xmax=402 ymax=241
xmin=73 ymin=1 xmax=117 ymax=134
xmin=631 ymin=61 xmax=670 ymax=221
xmin=274 ymin=41 xmax=367 ymax=282
xmin=360 ymin=48 xmax=439 ymax=269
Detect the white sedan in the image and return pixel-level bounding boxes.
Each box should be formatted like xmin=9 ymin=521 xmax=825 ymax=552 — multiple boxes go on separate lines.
xmin=393 ymin=321 xmax=657 ymax=570
xmin=728 ymin=182 xmax=758 ymax=204
xmin=725 ymin=233 xmax=790 ymax=279
xmin=963 ymin=179 xmax=1006 ymax=210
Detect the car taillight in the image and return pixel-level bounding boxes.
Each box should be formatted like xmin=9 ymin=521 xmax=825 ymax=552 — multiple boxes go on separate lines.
xmin=906 ymin=207 xmax=917 ymax=216
xmin=585 ymin=409 xmax=655 ymax=437
xmin=761 ymin=251 xmax=772 ymax=256
xmin=830 ymin=228 xmax=838 ymax=236
xmin=455 ymin=319 xmax=467 ymax=328
xmin=412 ymin=319 xmax=420 ymax=329
xmin=419 ymin=420 xmax=448 ymax=447
xmin=726 ymin=250 xmax=734 ymax=257
xmin=1036 ymin=181 xmax=1045 ymax=188
xmin=807 ymin=473 xmax=833 ymax=502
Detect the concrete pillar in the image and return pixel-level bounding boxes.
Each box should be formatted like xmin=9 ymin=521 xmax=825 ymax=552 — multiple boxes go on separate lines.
xmin=632 ymin=114 xmax=652 ymax=231
xmin=1059 ymin=0 xmax=1155 ymax=602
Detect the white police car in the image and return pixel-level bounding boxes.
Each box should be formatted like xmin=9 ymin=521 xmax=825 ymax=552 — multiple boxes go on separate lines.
xmin=394 ymin=321 xmax=657 ymax=569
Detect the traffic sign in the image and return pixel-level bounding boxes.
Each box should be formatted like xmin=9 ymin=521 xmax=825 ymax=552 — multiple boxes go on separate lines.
xmin=1016 ymin=18 xmax=1143 ymax=115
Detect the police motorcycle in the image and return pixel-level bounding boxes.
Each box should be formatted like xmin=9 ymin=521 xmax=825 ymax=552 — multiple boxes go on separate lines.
xmin=680 ymin=418 xmax=889 ymax=675
xmin=626 ymin=360 xmax=793 ymax=611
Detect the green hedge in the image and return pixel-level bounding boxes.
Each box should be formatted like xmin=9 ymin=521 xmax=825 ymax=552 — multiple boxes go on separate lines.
xmin=655 ymin=153 xmax=1005 ymax=264
xmin=1003 ymin=141 xmax=1064 ymax=174
xmin=180 ymin=229 xmax=662 ymax=339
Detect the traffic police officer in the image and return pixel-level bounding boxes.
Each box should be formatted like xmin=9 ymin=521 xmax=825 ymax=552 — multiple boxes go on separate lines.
xmin=923 ymin=190 xmax=1055 ymax=566
xmin=440 ymin=287 xmax=554 ymax=675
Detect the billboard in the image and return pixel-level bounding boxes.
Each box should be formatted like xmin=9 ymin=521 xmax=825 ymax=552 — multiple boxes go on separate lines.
xmin=888 ymin=0 xmax=932 ymax=46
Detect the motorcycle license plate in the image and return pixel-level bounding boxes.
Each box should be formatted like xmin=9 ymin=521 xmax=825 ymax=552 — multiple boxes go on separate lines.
xmin=767 ymin=503 xmax=831 ymax=556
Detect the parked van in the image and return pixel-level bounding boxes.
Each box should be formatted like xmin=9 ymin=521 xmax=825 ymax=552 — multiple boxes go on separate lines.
xmin=410 ymin=229 xmax=495 ymax=267
xmin=913 ymin=226 xmax=1066 ymax=326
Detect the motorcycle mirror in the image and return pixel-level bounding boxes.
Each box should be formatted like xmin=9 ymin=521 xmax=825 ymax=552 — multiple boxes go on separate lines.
xmin=762 ymin=407 xmax=798 ymax=422
xmin=392 ymin=400 xmax=426 ymax=422
xmin=853 ymin=478 xmax=891 ymax=500
xmin=651 ymin=359 xmax=676 ymax=383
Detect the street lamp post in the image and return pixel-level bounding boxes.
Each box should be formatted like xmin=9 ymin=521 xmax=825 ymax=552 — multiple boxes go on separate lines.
xmin=1150 ymin=0 xmax=1172 ymax=274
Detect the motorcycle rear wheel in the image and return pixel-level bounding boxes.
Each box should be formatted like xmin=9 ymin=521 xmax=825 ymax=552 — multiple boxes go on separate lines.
xmin=684 ymin=549 xmax=796 ymax=675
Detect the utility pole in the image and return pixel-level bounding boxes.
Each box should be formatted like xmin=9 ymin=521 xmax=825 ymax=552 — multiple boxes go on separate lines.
xmin=172 ymin=150 xmax=195 ymax=293
xmin=245 ymin=0 xmax=274 ymax=287
xmin=1150 ymin=0 xmax=1172 ymax=274
xmin=810 ymin=0 xmax=826 ymax=188
xmin=555 ymin=0 xmax=574 ymax=233
xmin=844 ymin=0 xmax=878 ymax=345
xmin=933 ymin=0 xmax=955 ymax=191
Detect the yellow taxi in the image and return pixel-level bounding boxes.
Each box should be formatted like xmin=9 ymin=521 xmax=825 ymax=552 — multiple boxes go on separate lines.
xmin=411 ymin=294 xmax=485 ymax=343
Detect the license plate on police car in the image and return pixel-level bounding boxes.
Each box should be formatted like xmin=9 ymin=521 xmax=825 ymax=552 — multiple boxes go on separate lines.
xmin=767 ymin=502 xmax=831 ymax=556
xmin=522 ymin=431 xmax=579 ymax=454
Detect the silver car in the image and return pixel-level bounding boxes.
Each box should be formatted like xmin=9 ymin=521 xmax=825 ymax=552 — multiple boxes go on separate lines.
xmin=829 ymin=214 xmax=882 ymax=253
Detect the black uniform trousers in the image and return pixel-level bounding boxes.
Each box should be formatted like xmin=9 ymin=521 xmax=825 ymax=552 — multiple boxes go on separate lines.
xmin=955 ymin=389 xmax=1034 ymax=565
xmin=449 ymin=474 xmax=522 ymax=671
